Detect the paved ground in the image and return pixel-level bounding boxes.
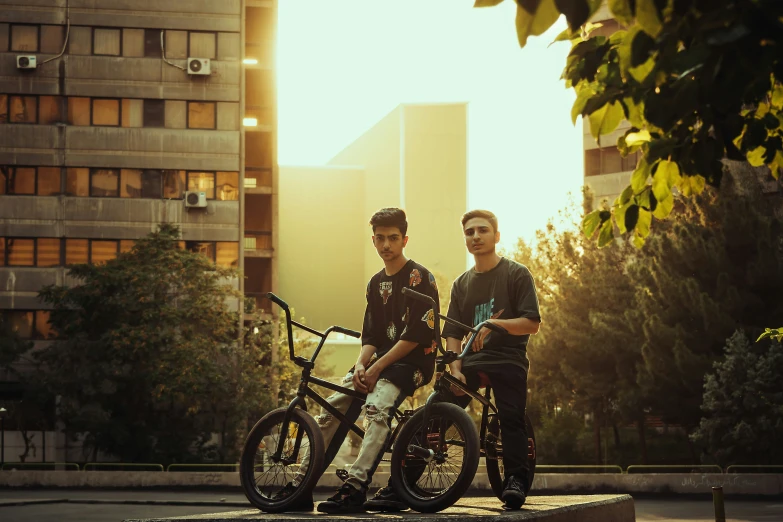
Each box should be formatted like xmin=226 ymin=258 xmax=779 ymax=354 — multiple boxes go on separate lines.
xmin=0 ymin=489 xmax=780 ymax=521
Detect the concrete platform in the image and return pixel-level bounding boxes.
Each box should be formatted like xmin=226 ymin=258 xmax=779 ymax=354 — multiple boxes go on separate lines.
xmin=122 ymin=494 xmax=635 ymax=522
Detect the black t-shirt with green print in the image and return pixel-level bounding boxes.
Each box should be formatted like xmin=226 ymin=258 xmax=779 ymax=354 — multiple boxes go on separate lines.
xmin=443 ymin=257 xmax=541 ymax=373
xmin=361 ymin=259 xmax=440 ymax=396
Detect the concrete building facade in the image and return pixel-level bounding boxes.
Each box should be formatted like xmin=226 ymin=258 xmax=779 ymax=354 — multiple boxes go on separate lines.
xmin=279 ymin=103 xmax=468 ymax=339
xmin=0 ymin=0 xmax=277 ymax=461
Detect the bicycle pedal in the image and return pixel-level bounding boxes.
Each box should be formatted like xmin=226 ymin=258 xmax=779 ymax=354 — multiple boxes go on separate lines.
xmin=336 ymin=468 xmax=349 ymax=481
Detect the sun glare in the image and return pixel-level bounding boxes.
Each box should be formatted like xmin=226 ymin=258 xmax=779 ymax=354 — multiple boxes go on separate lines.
xmin=278 ymin=0 xmax=584 ymax=250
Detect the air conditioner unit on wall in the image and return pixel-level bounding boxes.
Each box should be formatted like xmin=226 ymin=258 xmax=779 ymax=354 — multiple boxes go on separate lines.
xmin=184 ymin=191 xmax=207 ymax=208
xmin=17 ymin=55 xmax=37 ymax=70
xmin=187 ymin=58 xmax=211 ymax=75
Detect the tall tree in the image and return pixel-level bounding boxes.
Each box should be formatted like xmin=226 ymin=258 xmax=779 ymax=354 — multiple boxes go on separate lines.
xmin=32 ymin=224 xmax=269 ymax=463
xmin=692 ymin=331 xmax=783 ymax=466
xmin=629 ymin=167 xmax=783 ymax=455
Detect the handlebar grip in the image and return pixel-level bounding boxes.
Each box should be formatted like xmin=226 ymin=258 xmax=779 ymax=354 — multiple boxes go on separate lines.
xmin=265 ymin=292 xmax=289 ymax=311
xmin=401 ymin=287 xmax=435 ymax=305
xmin=333 ymin=326 xmax=362 ymax=339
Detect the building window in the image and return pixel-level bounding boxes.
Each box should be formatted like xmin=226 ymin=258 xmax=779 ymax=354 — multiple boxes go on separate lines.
xmin=142 ymin=170 xmax=163 ymax=198
xmin=163 ymin=170 xmax=186 ymax=199
xmin=120 ymin=240 xmax=135 ymax=253
xmin=8 ymin=167 xmax=36 ymax=195
xmin=585 ymin=148 xmax=640 ymax=176
xmin=65 ymin=239 xmax=89 ymax=264
xmin=246 ymin=132 xmax=273 ymax=168
xmin=90 ymin=169 xmax=120 ymax=197
xmin=34 ymin=310 xmax=56 ymax=339
xmin=93 ymin=27 xmax=121 ymax=56
xmin=37 ymin=167 xmax=61 ymax=195
xmin=66 ymin=167 xmax=90 ymax=196
xmin=187 ymin=102 xmax=216 ymax=129
xmin=189 ymin=31 xmax=216 ymax=59
xmin=67 ymin=97 xmax=91 ymax=126
xmin=92 ymin=98 xmax=121 ymax=126
xmin=144 ymin=29 xmax=161 ymax=57
xmin=39 ymin=96 xmax=62 ymax=124
xmin=91 ymin=240 xmax=119 ymax=264
xmin=216 ymin=172 xmax=239 ymax=201
xmin=8 ymin=95 xmax=37 ymax=124
xmin=187 ymin=172 xmax=216 ymax=199
xmin=40 ymin=25 xmax=65 ymax=54
xmin=121 ymin=169 xmax=162 ymax=198
xmin=1 ymin=238 xmax=62 ymax=267
xmin=10 ymin=24 xmax=39 ymax=52
xmin=5 ymin=238 xmax=35 ymax=266
xmin=143 ymin=99 xmax=165 ymax=127
xmin=186 ymin=241 xmax=215 ymax=262
xmin=36 ymin=238 xmax=61 ymax=267
xmin=216 ymin=242 xmax=239 ymax=268
xmin=2 ymin=310 xmax=34 ymax=339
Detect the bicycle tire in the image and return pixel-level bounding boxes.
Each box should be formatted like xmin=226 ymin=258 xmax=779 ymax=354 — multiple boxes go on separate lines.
xmin=485 ymin=413 xmax=536 ymax=499
xmin=239 ymin=407 xmax=324 ymax=513
xmin=390 ymin=402 xmax=480 ymax=513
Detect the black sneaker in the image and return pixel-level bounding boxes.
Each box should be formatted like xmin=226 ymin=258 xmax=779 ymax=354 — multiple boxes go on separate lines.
xmin=501 ymin=476 xmax=527 ymax=509
xmin=363 ymin=485 xmax=408 ymax=512
xmin=271 ymin=482 xmax=314 ymax=512
xmin=317 ymin=483 xmax=367 ymax=514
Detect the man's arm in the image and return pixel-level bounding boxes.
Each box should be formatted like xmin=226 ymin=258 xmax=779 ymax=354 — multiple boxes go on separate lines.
xmin=446 ymin=337 xmax=467 ymax=396
xmin=363 ymin=339 xmax=418 ymax=392
xmin=353 ymin=344 xmax=377 ymax=394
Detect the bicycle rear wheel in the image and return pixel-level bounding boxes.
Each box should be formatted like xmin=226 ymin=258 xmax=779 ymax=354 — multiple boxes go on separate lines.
xmin=239 ymin=407 xmax=324 ymax=513
xmin=485 ymin=413 xmax=536 ymax=499
xmin=390 ymin=402 xmax=480 ymax=513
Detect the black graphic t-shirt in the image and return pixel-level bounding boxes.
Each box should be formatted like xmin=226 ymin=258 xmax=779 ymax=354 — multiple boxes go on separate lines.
xmin=442 ymin=257 xmax=541 ymax=373
xmin=361 ymin=259 xmax=440 ymax=395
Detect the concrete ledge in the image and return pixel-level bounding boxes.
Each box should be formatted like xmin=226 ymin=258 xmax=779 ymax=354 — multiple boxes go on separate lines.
xmin=1 ymin=471 xmax=781 ymax=496
xmin=121 ymin=495 xmax=635 ymax=522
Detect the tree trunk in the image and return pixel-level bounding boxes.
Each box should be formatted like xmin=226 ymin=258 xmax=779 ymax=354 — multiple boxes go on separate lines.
xmin=685 ymin=428 xmax=698 ymax=463
xmin=593 ymin=411 xmax=602 ymax=464
xmin=637 ymin=416 xmax=649 ymax=465
xmin=612 ymin=423 xmax=621 ymax=447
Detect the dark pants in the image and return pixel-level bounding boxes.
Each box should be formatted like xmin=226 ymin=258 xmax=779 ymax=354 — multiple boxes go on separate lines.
xmin=439 ymin=365 xmax=529 ymax=486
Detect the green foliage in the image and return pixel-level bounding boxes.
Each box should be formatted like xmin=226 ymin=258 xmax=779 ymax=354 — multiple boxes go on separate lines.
xmin=0 ymin=317 xmax=33 ymax=374
xmin=477 ymin=0 xmax=783 ymax=248
xmin=535 ymin=410 xmax=589 ymax=464
xmin=27 ymin=224 xmax=269 ymax=464
xmin=692 ymin=331 xmax=783 ymax=466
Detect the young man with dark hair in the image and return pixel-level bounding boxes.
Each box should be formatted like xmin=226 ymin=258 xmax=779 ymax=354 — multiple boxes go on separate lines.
xmin=441 ymin=209 xmax=541 ymax=509
xmin=278 ymin=207 xmax=439 ymax=514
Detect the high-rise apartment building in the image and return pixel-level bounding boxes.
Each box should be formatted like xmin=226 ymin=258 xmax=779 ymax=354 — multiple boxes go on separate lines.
xmin=0 ymin=1 xmax=277 ymax=459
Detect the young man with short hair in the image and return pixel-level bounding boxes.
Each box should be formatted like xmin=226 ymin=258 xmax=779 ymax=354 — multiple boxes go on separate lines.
xmin=279 ymin=207 xmax=439 ymax=514
xmin=441 ymin=209 xmax=541 ymax=509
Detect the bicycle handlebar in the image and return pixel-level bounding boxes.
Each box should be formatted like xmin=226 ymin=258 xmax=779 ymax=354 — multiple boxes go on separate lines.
xmin=333 ymin=326 xmax=361 ymax=339
xmin=265 ymin=292 xmax=289 ymax=311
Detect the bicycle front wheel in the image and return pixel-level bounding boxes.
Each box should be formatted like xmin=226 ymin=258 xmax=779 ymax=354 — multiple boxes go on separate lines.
xmin=390 ymin=402 xmax=480 ymax=513
xmin=239 ymin=407 xmax=324 ymax=513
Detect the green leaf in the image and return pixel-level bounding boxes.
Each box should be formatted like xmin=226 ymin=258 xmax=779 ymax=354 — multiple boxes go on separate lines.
xmin=652 ymin=160 xmax=681 ymax=203
xmin=636 ymin=0 xmax=663 ymax=37
xmin=619 ymin=185 xmax=634 ymax=205
xmin=772 ymin=84 xmax=783 ymax=109
xmin=598 ymin=218 xmax=614 ymax=247
xmin=474 ymin=0 xmax=505 ymax=6
xmin=582 ymin=209 xmax=603 ymax=238
xmin=652 ymin=193 xmax=674 ymax=219
xmin=608 ymin=0 xmax=634 ymax=25
xmin=623 ymin=97 xmax=646 ymax=128
xmin=588 ymin=100 xmax=624 ymax=137
xmin=625 ymin=129 xmax=652 ymax=146
xmin=571 ymin=85 xmax=596 ymax=124
xmin=757 ymin=328 xmax=783 ymax=342
xmin=515 ymin=0 xmax=560 ymax=48
xmin=747 ymin=146 xmax=767 ymax=167
xmin=636 ymin=207 xmax=652 ymax=237
xmin=632 ymin=233 xmax=646 ymax=248
xmin=624 ymin=203 xmax=640 ymax=232
xmin=631 ymin=157 xmax=651 ymax=193
xmin=556 ymin=0 xmax=591 ymax=31
xmin=551 ymin=27 xmax=574 ymax=45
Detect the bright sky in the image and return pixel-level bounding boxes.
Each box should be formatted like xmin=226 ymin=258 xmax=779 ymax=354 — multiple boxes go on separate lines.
xmin=277 ymin=0 xmax=584 ymax=250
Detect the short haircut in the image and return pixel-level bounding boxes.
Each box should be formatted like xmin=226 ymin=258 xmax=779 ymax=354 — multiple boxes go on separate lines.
xmin=370 ymin=207 xmax=408 ymax=236
xmin=461 ymin=209 xmax=498 ymax=233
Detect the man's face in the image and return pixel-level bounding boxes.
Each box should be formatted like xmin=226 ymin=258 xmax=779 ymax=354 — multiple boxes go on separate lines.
xmin=463 ymin=217 xmax=499 ymax=255
xmin=372 ymin=226 xmax=407 ymax=262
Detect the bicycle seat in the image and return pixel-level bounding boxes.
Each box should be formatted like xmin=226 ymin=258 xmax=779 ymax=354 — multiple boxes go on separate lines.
xmin=477 ymin=371 xmax=491 ymax=389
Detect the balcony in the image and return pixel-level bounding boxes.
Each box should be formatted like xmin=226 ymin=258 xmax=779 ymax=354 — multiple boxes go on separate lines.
xmin=244 ymin=168 xmax=273 ymax=194
xmin=244 ymin=230 xmax=273 ymax=257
